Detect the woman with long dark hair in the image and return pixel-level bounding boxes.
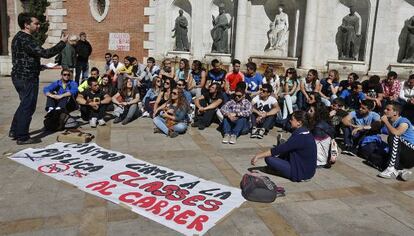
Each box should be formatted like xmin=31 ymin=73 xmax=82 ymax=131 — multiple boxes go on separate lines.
xmin=153 ymin=88 xmax=190 ymax=137
xmin=297 ymin=69 xmax=320 ymax=110
xmin=251 ymin=110 xmax=317 ymax=182
xmin=153 ymin=77 xmax=176 ymax=118
xmin=175 ymin=58 xmax=191 ymax=82
xmin=112 ymin=78 xmax=141 ymax=125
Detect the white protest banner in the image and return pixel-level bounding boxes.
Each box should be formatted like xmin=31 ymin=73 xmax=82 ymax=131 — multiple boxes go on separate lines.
xmin=108 ymin=33 xmax=130 ymax=51
xmin=9 ymin=143 xmax=245 ymax=235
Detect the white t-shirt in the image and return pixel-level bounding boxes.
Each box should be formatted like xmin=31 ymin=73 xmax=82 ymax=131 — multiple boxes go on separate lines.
xmin=262 ymin=75 xmax=280 ymax=92
xmin=109 ymin=62 xmax=124 ymax=73
xmin=252 ymin=96 xmax=278 ymax=112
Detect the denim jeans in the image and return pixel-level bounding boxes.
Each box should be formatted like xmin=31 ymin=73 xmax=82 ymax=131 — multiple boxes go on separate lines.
xmin=153 ymin=116 xmax=187 ymax=135
xmin=75 ymin=61 xmax=89 ymax=85
xmin=45 ymin=96 xmax=72 ymax=112
xmin=222 ymin=117 xmax=248 ymax=136
xmin=10 ymin=79 xmax=39 ymax=141
xmin=251 ymin=114 xmax=275 ymax=131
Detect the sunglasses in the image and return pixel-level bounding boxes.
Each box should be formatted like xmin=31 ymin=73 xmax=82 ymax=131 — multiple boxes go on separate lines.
xmin=165 ymin=82 xmax=170 ymax=85
xmin=261 ymin=89 xmax=269 ymax=93
xmin=156 ymin=80 xmax=161 ymax=83
xmin=235 ymin=94 xmax=243 ymax=98
xmin=172 ymin=92 xmax=178 ymax=95
xmin=177 ymin=83 xmax=185 ymax=86
xmin=287 ymin=71 xmax=293 ymax=74
xmin=62 ymin=73 xmax=71 ymax=76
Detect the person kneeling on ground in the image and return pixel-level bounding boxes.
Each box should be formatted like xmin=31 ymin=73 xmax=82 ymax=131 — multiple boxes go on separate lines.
xmin=251 ymin=111 xmax=317 ymax=182
xmin=76 ymin=77 xmax=112 ymax=127
xmin=378 ymin=102 xmax=414 ymax=180
xmin=112 ymin=78 xmax=141 ymax=125
xmin=220 ymin=86 xmax=252 ymax=144
xmin=251 ymin=84 xmax=280 ymax=139
xmin=153 ymin=88 xmax=190 ymax=138
xmin=193 ymin=83 xmax=224 ymax=130
xmin=341 ymin=100 xmax=380 ymax=156
xmin=43 ymin=69 xmax=78 ymax=113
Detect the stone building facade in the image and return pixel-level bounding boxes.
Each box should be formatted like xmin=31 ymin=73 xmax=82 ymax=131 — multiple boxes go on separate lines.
xmin=1 ymin=0 xmax=413 ymax=77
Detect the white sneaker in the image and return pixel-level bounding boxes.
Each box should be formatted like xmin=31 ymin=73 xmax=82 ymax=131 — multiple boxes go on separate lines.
xmin=378 ymin=167 xmax=399 ymax=179
xmin=142 ymin=111 xmax=150 ymax=117
xmin=222 ymin=134 xmax=230 ymax=144
xmin=229 ymin=135 xmax=237 ymax=144
xmin=90 ymin=118 xmax=97 ymax=128
xmin=98 ymin=119 xmax=106 ymax=126
xmin=399 ymin=170 xmax=413 ymax=181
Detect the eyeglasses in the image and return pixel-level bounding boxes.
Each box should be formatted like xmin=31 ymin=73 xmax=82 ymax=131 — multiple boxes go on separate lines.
xmin=172 ymin=92 xmax=178 ymax=95
xmin=62 ymin=73 xmax=71 ymax=76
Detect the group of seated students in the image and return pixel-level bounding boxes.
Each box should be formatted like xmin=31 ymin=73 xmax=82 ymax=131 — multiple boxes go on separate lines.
xmin=43 ymin=53 xmax=414 ymax=182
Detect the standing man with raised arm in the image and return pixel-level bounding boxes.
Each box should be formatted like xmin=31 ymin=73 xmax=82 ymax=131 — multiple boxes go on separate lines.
xmin=9 ymin=13 xmax=68 ymax=145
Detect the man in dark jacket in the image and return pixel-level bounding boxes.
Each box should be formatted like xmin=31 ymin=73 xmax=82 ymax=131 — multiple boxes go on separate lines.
xmin=10 ymin=13 xmax=67 ymax=145
xmin=75 ymin=32 xmax=92 ymax=84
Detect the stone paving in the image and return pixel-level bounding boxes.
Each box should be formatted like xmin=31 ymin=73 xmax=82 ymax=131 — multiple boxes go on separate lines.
xmin=0 ymin=70 xmax=414 ymax=235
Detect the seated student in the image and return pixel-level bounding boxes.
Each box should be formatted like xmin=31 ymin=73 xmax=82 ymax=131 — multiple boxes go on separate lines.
xmin=153 ymin=88 xmax=190 ymax=138
xmin=297 ymin=69 xmax=320 ymax=110
xmin=244 ymin=62 xmax=263 ymax=98
xmin=116 ymin=56 xmax=134 ymax=90
xmin=381 ymin=71 xmax=401 ymax=104
xmin=76 ymin=77 xmax=112 ymax=127
xmin=112 ymin=78 xmax=141 ymax=125
xmin=339 ymin=72 xmax=359 ymax=95
xmin=159 ymin=58 xmax=175 ymax=80
xmin=78 ymin=67 xmax=102 ymax=93
xmin=280 ymin=68 xmax=299 ymax=119
xmin=378 ymin=102 xmax=414 ymax=180
xmin=103 ymin=52 xmax=112 ymax=73
xmin=340 ymin=81 xmax=366 ymax=110
xmin=193 ymin=83 xmax=224 ymax=130
xmin=153 ymin=78 xmax=175 ymax=118
xmin=262 ymin=66 xmax=281 ymax=98
xmin=175 ymin=58 xmax=191 ymax=82
xmin=142 ymin=76 xmax=163 ymax=117
xmin=176 ymin=80 xmax=192 ymax=104
xmin=400 ymin=74 xmax=414 ymax=123
xmin=329 ymin=98 xmax=348 ymax=137
xmin=224 ymin=59 xmax=244 ymax=95
xmin=251 ymin=84 xmax=280 ymax=139
xmin=362 ymin=75 xmax=384 ymax=110
xmin=206 ymin=59 xmax=227 ymax=89
xmin=100 ymin=74 xmax=117 ymax=97
xmin=307 ymin=102 xmax=335 ymax=167
xmin=140 ymin=57 xmax=160 ymax=95
xmin=106 ymin=54 xmax=124 ymax=85
xmin=43 ymin=69 xmax=78 ymax=113
xmin=251 ymin=110 xmax=317 ymax=182
xmin=220 ymin=86 xmax=252 ymax=144
xmin=319 ymin=69 xmax=340 ymax=106
xmin=189 ymin=60 xmax=207 ymax=98
xmin=341 ymin=100 xmax=380 ymax=156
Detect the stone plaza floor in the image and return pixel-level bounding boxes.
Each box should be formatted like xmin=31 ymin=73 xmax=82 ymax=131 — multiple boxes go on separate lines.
xmin=0 ymin=71 xmax=414 ymax=235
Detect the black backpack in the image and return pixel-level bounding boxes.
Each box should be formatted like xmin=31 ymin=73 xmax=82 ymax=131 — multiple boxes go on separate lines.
xmin=44 ymin=110 xmax=69 ymax=132
xmin=240 ymin=172 xmax=285 ymax=203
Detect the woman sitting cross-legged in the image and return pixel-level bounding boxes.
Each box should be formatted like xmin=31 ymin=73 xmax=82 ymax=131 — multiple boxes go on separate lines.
xmin=112 ymin=78 xmax=141 ymax=125
xmin=153 ymin=88 xmax=190 ymax=138
xmin=251 ymin=110 xmax=317 ymax=182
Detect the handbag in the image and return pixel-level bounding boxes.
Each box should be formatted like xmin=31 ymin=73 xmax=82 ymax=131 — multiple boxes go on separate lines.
xmin=240 ymin=171 xmax=285 ymax=203
xmin=57 ymin=129 xmax=95 ymax=143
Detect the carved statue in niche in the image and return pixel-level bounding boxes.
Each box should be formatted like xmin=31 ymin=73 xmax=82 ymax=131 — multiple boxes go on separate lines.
xmin=335 ymin=6 xmax=361 ymax=60
xmin=398 ymin=16 xmax=414 ymax=64
xmin=269 ymin=4 xmax=289 ymax=50
xmin=172 ymin=9 xmax=189 ymax=51
xmin=211 ymin=5 xmax=231 ymax=53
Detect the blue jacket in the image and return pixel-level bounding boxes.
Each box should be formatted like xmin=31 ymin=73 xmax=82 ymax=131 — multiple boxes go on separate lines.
xmin=271 ymin=127 xmax=317 ymax=182
xmin=43 ymin=79 xmax=78 ymax=96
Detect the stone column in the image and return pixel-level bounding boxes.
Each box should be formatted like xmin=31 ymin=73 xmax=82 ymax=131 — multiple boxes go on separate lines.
xmin=192 ymin=0 xmax=204 ymax=59
xmin=300 ymin=0 xmax=319 ymax=69
xmin=234 ymin=0 xmax=248 ymax=61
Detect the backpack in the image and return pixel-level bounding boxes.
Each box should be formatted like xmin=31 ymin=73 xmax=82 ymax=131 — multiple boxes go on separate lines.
xmin=240 ymin=172 xmax=285 ymax=203
xmin=44 ymin=110 xmax=69 ymax=132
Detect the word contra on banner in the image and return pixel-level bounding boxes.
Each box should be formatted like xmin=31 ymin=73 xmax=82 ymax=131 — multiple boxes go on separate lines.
xmin=9 ymin=143 xmax=245 ymax=235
